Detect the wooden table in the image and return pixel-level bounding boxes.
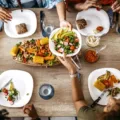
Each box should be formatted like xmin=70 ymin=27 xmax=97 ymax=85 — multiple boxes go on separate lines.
xmin=0 ymin=8 xmax=120 ymax=117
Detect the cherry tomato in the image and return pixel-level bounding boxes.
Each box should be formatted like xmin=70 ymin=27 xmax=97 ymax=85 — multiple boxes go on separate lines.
xmin=2 ymin=88 xmax=8 ymax=95
xmin=7 ymin=96 xmax=12 ymax=101
xmin=70 ymin=46 xmax=75 ymax=51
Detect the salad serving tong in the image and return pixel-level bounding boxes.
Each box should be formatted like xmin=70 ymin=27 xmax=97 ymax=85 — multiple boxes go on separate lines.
xmin=71 ymin=55 xmax=82 ymax=70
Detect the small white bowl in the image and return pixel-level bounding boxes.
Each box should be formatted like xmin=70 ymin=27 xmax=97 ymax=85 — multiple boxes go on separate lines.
xmin=86 ymin=35 xmax=100 ymax=47
xmin=49 ymin=28 xmax=82 ymax=57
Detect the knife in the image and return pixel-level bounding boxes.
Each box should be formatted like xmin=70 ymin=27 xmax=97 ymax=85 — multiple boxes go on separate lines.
xmin=0 ymin=79 xmax=12 ymax=91
xmin=0 ymin=21 xmax=3 ymax=32
xmin=90 ymin=88 xmax=110 ymax=108
xmin=40 ymin=11 xmax=49 ymax=37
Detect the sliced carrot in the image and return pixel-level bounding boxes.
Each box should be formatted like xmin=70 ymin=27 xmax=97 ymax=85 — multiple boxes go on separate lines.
xmin=41 ymin=49 xmax=45 ymax=53
xmin=44 ymin=56 xmax=55 ymax=60
xmin=36 ymin=40 xmax=40 ymax=47
xmin=108 ymin=77 xmax=114 ymax=87
xmin=19 ymin=46 xmax=25 ymax=51
xmin=27 ymin=48 xmax=36 ymax=54
xmin=111 ymin=75 xmax=118 ymax=83
xmin=37 ymin=52 xmax=44 ymax=56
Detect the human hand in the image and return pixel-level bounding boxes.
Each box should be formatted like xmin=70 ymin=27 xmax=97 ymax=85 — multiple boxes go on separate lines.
xmin=0 ymin=109 xmax=9 ymax=120
xmin=0 ymin=7 xmax=12 ymax=23
xmin=111 ymin=0 xmax=120 ymax=13
xmin=60 ymin=20 xmax=72 ymax=30
xmin=77 ymin=0 xmax=101 ymax=10
xmin=23 ymin=104 xmax=39 ymax=119
xmin=57 ymin=54 xmax=77 ymax=74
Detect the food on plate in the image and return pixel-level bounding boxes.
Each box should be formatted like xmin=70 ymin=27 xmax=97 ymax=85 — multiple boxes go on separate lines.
xmin=107 ymin=87 xmax=120 ymax=97
xmin=94 ymin=80 xmax=105 ymax=91
xmin=10 ymin=46 xmax=19 ymax=57
xmin=93 ymin=26 xmax=104 ymax=34
xmin=76 ymin=19 xmax=87 ymax=29
xmin=16 ymin=23 xmax=28 ymax=34
xmin=94 ymin=71 xmax=119 ymax=93
xmin=84 ymin=49 xmax=99 ymax=63
xmin=0 ymin=80 xmax=19 ymax=105
xmin=86 ymin=35 xmax=100 ymax=47
xmin=51 ymin=28 xmax=79 ymax=55
xmin=10 ymin=37 xmax=59 ymax=66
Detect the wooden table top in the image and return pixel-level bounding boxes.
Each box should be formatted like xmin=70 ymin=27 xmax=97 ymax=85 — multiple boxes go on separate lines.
xmin=0 ymin=8 xmax=120 ymax=117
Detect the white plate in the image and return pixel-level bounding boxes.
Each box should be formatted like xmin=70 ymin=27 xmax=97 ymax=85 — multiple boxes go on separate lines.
xmin=49 ymin=28 xmax=82 ymax=57
xmin=0 ymin=70 xmax=33 ymax=107
xmin=88 ymin=68 xmax=120 ymax=105
xmin=4 ymin=9 xmax=37 ymax=38
xmin=76 ymin=8 xmax=110 ymax=37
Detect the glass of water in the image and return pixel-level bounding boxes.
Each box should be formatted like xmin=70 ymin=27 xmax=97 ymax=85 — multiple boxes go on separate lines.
xmin=43 ymin=22 xmax=54 ymax=37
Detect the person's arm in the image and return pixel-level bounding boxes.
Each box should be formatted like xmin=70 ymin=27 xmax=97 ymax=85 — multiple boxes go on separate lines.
xmin=71 ymin=76 xmax=87 ymax=113
xmin=56 ymin=1 xmax=72 ymax=29
xmin=57 ymin=55 xmax=87 ymax=113
xmin=0 ymin=109 xmax=9 ymax=120
xmin=74 ymin=0 xmax=101 ymax=11
xmin=23 ymin=104 xmax=40 ymax=120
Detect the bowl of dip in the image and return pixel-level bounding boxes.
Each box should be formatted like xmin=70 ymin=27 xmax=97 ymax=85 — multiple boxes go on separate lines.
xmin=84 ymin=49 xmax=99 ymax=63
xmin=86 ymin=35 xmax=100 ymax=47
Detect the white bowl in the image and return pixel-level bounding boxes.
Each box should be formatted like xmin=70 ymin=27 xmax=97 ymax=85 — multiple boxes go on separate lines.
xmin=49 ymin=28 xmax=82 ymax=57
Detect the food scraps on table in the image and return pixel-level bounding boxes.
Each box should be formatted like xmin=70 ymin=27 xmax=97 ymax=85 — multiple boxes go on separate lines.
xmin=76 ymin=19 xmax=87 ymax=29
xmin=16 ymin=23 xmax=28 ymax=34
xmin=0 ymin=80 xmax=19 ymax=105
xmin=94 ymin=71 xmax=120 ymax=97
xmin=51 ymin=28 xmax=79 ymax=55
xmin=10 ymin=37 xmax=59 ymax=66
xmin=93 ymin=26 xmax=104 ymax=34
xmin=84 ymin=49 xmax=99 ymax=63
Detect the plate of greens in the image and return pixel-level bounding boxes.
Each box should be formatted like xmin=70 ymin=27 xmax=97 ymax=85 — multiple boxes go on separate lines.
xmin=0 ymin=70 xmax=33 ymax=107
xmin=49 ymin=28 xmax=82 ymax=57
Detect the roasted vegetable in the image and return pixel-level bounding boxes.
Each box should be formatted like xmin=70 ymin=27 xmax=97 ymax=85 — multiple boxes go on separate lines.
xmin=94 ymin=71 xmax=120 ymax=92
xmin=94 ymin=80 xmax=106 ymax=91
xmin=40 ymin=37 xmax=49 ymax=45
xmin=11 ymin=38 xmax=59 ymax=66
xmin=33 ymin=56 xmax=44 ymax=64
xmin=107 ymin=87 xmax=120 ymax=97
xmin=10 ymin=46 xmax=19 ymax=56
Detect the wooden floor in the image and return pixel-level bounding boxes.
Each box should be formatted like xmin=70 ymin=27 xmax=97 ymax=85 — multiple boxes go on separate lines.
xmin=11 ymin=117 xmax=77 ymax=120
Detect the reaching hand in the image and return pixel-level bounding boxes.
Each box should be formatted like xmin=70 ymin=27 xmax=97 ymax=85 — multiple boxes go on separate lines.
xmin=57 ymin=54 xmax=77 ymax=74
xmin=111 ymin=0 xmax=120 ymax=13
xmin=0 ymin=7 xmax=12 ymax=23
xmin=76 ymin=0 xmax=101 ymax=10
xmin=23 ymin=104 xmax=39 ymax=119
xmin=60 ymin=20 xmax=72 ymax=30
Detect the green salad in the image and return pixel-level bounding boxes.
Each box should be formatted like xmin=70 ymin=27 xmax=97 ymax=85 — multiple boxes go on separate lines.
xmin=52 ymin=28 xmax=79 ymax=54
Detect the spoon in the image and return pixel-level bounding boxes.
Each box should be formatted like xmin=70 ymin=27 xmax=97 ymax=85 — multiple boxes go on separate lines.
xmin=96 ymin=45 xmax=107 ymax=55
xmin=116 ymin=13 xmax=120 ymax=34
